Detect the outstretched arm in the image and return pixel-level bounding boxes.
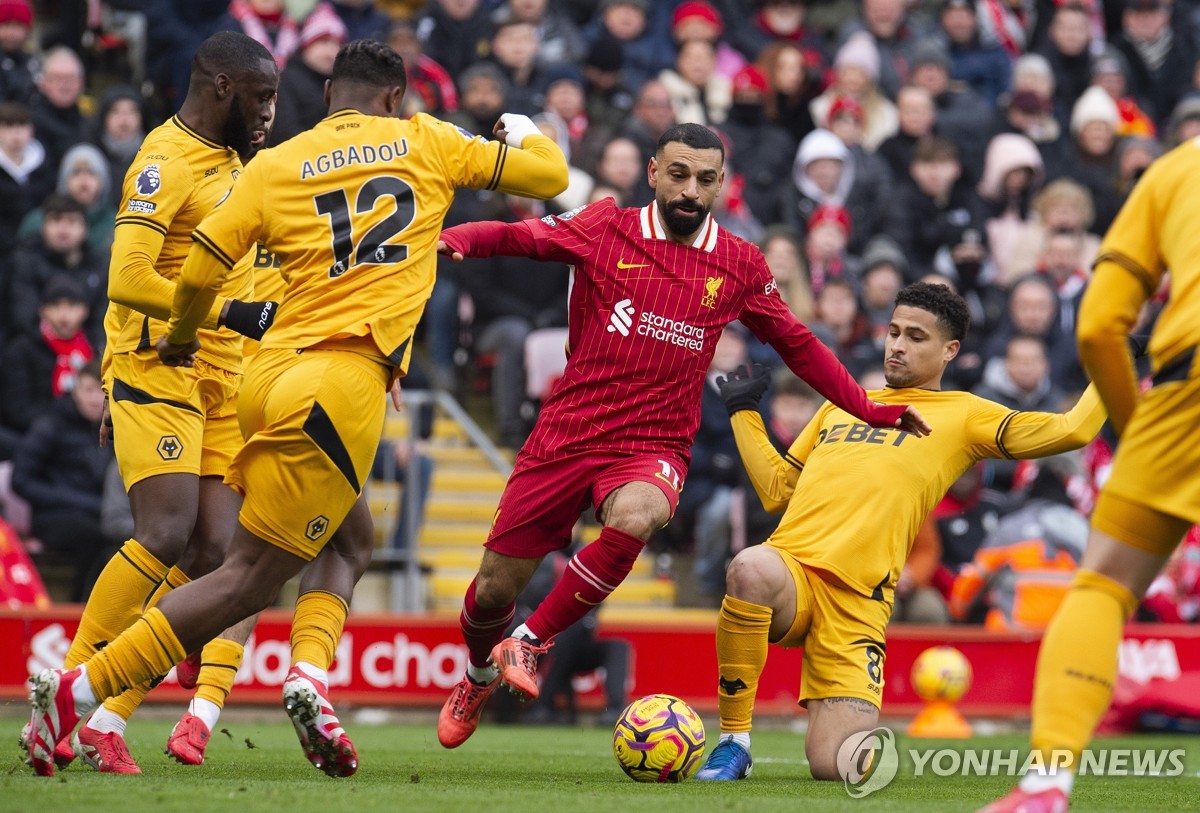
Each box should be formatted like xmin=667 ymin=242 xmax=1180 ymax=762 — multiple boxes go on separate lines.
xmin=754 ymin=307 xmax=929 ymax=434
xmin=995 ymin=384 xmax=1107 ymax=458
xmin=488 ymin=114 xmax=570 ymax=200
xmin=438 ymin=219 xmax=540 ymax=260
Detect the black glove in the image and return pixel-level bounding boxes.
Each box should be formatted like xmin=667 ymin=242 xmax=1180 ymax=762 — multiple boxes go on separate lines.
xmin=222 ymin=299 xmax=278 ymax=340
xmin=1128 ymin=334 xmax=1151 ymax=359
xmin=715 ymin=363 xmax=770 ymax=417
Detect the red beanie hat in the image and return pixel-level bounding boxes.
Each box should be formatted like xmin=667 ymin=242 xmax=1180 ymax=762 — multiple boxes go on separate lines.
xmin=672 ymin=1 xmax=724 ymax=36
xmin=828 ymin=95 xmax=865 ymax=126
xmin=0 ymin=0 xmax=32 ymax=27
xmin=732 ymin=65 xmax=769 ymax=95
xmin=808 ymin=204 xmax=851 ymax=233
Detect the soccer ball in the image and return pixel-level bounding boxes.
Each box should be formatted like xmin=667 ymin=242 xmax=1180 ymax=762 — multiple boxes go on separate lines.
xmin=911 ymin=645 xmax=972 ymax=703
xmin=612 ymin=694 xmax=706 ymax=783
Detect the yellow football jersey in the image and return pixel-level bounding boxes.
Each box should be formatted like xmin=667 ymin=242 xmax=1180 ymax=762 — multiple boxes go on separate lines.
xmin=105 ymin=116 xmax=253 ymax=371
xmin=732 ymin=386 xmax=1105 ymax=598
xmin=1093 ymin=140 xmax=1200 ymax=369
xmin=174 ymin=110 xmax=567 ymax=373
xmin=1081 ymin=138 xmax=1200 ymax=432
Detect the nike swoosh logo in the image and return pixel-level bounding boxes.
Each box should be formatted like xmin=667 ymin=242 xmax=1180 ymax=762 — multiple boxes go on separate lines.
xmin=617 ymin=259 xmax=649 ymax=269
xmin=574 ymin=592 xmax=602 ymax=605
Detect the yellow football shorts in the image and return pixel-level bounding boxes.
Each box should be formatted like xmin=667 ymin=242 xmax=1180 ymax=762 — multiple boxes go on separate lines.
xmin=229 ymin=345 xmax=389 ymax=561
xmin=1095 ymin=349 xmax=1199 ymax=555
xmin=109 ymin=347 xmax=241 ymax=488
xmin=770 ymin=544 xmax=893 ymax=709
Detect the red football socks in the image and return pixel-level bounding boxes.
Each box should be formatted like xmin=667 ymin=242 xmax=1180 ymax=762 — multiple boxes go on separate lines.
xmin=525 ymin=527 xmax=644 ymax=642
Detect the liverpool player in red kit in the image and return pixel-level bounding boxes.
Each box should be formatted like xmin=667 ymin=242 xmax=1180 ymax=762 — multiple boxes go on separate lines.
xmin=435 ymin=124 xmax=932 ymax=748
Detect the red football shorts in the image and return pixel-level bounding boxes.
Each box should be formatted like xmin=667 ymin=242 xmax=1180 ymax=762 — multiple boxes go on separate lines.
xmin=485 ymin=449 xmax=687 ymax=558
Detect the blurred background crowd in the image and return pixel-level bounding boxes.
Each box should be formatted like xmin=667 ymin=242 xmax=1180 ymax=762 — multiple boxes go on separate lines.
xmin=1 ymin=0 xmax=1198 ymax=632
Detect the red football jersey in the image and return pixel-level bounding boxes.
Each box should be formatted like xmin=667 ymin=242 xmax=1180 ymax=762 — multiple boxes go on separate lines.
xmin=441 ymin=198 xmax=904 ymax=461
xmin=523 ymin=198 xmax=868 ymax=458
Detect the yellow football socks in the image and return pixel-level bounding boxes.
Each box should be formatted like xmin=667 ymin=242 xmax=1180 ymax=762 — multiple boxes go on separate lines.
xmin=1031 ymin=569 xmax=1138 ymax=765
xmin=291 ymin=590 xmax=349 ymax=670
xmin=99 ymin=565 xmax=192 ymax=719
xmin=715 ymin=595 xmax=773 ymax=733
xmin=195 ymin=638 xmax=246 ymax=707
xmin=65 ymin=540 xmax=169 ymax=668
xmin=86 ymin=608 xmax=186 ymax=701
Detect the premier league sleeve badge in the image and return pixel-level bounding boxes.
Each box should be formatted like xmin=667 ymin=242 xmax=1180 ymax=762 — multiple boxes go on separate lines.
xmin=134 ymin=164 xmax=161 ymax=197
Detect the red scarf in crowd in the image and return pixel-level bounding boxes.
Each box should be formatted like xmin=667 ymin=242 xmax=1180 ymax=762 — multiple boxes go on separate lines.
xmin=40 ymin=321 xmax=93 ymax=396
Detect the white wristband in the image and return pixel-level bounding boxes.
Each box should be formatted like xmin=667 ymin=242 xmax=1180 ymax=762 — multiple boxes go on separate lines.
xmin=498 ymin=112 xmax=541 ymax=148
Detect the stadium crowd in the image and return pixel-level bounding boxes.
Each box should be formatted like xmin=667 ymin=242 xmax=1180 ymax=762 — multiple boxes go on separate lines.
xmin=1 ymin=0 xmax=1196 ymax=623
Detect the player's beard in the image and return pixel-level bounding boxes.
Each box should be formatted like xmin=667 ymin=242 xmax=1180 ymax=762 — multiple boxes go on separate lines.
xmin=223 ymin=93 xmax=254 ymax=157
xmin=660 ymin=198 xmax=708 ymax=238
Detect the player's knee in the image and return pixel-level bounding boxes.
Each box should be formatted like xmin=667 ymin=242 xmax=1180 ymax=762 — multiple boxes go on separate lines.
xmin=331 ymin=508 xmax=375 ymax=581
xmin=474 ymin=564 xmax=523 ymax=607
xmin=725 ymin=548 xmax=786 ymax=604
xmin=603 ymin=498 xmax=668 ymax=541
xmin=808 ymin=752 xmax=841 ymax=782
xmin=176 ymin=538 xmax=226 ymax=579
xmin=133 ymin=514 xmax=196 ymax=562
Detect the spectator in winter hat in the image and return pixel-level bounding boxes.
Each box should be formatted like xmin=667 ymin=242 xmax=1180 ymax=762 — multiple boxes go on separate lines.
xmin=776 ymin=127 xmax=883 ymax=254
xmin=835 ymin=0 xmax=921 ymax=100
xmin=1165 ymin=94 xmax=1200 ymax=146
xmin=805 ymin=204 xmax=859 ymax=300
xmin=88 ymin=86 xmax=143 ymax=206
xmin=721 ymin=65 xmax=797 ymax=224
xmin=810 ymin=31 xmax=897 ymax=151
xmin=1090 ymin=46 xmax=1155 ymax=139
xmin=671 ymin=0 xmax=746 ymax=81
xmin=1065 ymin=85 xmax=1122 ymax=232
xmin=0 ymin=0 xmax=37 ymax=105
xmin=18 ymin=142 xmax=115 ymax=253
xmin=1 ymin=274 xmax=95 ymax=437
xmin=1115 ymin=135 xmax=1162 ymax=200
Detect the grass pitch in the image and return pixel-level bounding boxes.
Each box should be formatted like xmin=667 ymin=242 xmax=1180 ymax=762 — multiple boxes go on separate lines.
xmin=2 ymin=713 xmax=1197 ymax=813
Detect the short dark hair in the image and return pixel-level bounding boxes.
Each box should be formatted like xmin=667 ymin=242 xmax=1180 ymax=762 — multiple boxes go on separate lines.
xmin=42 ymin=194 xmax=87 ymax=220
xmin=656 ymin=122 xmax=725 ymax=159
xmin=913 ymin=135 xmax=959 ymax=164
xmin=192 ymin=31 xmax=274 ymax=80
xmin=0 ymin=101 xmax=31 ymax=126
xmin=894 ymin=281 xmax=970 ymax=341
xmin=332 ymin=39 xmax=407 ymax=97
